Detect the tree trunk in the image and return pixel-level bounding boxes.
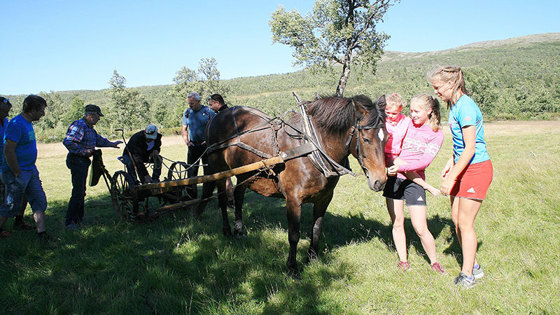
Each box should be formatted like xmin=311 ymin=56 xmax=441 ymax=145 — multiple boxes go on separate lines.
xmin=336 ymin=57 xmax=352 ymax=97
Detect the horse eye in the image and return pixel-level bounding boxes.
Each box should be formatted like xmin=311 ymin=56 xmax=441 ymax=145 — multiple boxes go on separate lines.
xmin=363 ymin=138 xmax=371 ymax=144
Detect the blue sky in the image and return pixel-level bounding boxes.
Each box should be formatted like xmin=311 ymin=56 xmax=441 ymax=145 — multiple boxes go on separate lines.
xmin=1 ymin=0 xmax=558 ymax=95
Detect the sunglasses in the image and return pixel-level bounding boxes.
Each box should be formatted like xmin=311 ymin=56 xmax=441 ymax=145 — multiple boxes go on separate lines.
xmin=1 ymin=98 xmax=9 ymax=104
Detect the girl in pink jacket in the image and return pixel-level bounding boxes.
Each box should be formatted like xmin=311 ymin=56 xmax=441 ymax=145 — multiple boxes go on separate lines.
xmin=384 ymin=94 xmax=445 ymax=273
xmin=384 ymin=93 xmax=440 ymax=196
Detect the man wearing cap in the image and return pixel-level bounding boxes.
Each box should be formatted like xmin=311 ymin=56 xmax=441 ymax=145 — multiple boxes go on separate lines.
xmin=121 ymin=124 xmax=162 ymax=184
xmin=0 ymin=95 xmax=50 ymax=241
xmin=63 ymin=104 xmax=122 ymax=230
xmin=182 ymin=92 xmax=215 ymax=198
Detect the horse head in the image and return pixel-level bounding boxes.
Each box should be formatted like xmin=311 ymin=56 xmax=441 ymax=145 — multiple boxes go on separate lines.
xmin=348 ymin=95 xmax=387 ymax=191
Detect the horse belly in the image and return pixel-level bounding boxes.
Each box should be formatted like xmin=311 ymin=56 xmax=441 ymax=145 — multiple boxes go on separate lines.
xmin=248 ymin=178 xmax=283 ymax=197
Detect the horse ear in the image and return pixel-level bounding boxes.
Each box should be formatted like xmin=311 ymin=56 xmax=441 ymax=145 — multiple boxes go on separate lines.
xmin=351 ymin=96 xmax=369 ymax=117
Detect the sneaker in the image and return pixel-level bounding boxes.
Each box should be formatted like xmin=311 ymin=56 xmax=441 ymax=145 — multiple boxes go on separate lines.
xmin=397 ymin=261 xmax=411 ymax=272
xmin=431 ymin=262 xmax=445 ymax=274
xmin=473 ymin=264 xmax=484 ymax=279
xmin=454 ymin=272 xmax=476 ymax=289
xmin=14 ymin=221 xmax=35 ymax=230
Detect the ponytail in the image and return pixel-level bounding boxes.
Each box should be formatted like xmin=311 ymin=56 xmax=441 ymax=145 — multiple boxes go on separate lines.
xmin=427 ymin=66 xmax=469 ymax=109
xmin=428 ymin=96 xmax=441 ymax=132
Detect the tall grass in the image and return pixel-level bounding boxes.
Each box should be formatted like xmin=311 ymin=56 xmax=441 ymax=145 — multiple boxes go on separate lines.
xmin=0 ymin=121 xmax=559 ymax=314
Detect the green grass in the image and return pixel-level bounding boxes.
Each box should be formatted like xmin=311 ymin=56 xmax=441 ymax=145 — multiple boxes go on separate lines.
xmin=1 ymin=122 xmax=559 ymax=314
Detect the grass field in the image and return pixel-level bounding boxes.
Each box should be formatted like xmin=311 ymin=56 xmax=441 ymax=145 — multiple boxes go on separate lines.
xmin=1 ymin=121 xmax=559 ymax=314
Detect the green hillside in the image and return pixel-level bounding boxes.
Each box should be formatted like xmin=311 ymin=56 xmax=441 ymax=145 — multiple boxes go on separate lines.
xmin=6 ymin=33 xmax=560 ymax=142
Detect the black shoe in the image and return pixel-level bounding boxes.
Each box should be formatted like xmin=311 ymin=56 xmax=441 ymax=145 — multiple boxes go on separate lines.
xmin=37 ymin=231 xmax=54 ymax=243
xmin=14 ymin=221 xmax=35 ymax=231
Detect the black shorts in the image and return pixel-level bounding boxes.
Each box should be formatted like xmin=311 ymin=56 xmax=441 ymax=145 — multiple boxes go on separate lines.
xmin=382 ymin=176 xmax=427 ymax=206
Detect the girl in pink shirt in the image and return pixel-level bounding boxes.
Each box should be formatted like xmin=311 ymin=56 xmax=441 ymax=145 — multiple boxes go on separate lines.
xmin=383 ymin=94 xmax=445 ymax=273
xmin=384 ymin=93 xmax=440 ymax=196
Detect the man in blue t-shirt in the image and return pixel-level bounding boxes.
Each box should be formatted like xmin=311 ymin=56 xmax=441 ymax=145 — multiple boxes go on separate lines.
xmin=0 ymin=97 xmax=34 ymax=235
xmin=181 ymin=92 xmax=215 ymax=198
xmin=0 ymin=95 xmax=50 ymax=241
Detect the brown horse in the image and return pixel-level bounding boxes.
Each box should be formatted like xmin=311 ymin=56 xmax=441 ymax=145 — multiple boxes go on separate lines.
xmin=195 ymin=95 xmax=387 ymax=271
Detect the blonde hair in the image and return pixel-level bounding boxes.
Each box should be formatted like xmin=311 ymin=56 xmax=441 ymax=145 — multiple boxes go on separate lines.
xmin=385 ymin=92 xmax=405 ymax=110
xmin=427 ymin=66 xmax=469 ymax=109
xmin=410 ymin=94 xmax=441 ymax=132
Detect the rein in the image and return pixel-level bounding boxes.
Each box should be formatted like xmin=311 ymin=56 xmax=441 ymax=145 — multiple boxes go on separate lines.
xmin=345 ymin=100 xmax=385 ymax=174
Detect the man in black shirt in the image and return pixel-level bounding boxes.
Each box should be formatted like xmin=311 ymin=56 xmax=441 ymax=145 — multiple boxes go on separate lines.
xmin=121 ymin=124 xmax=162 ymax=184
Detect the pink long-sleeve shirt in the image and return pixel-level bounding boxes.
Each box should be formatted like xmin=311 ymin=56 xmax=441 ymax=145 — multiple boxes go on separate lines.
xmin=384 ymin=114 xmax=411 ymax=165
xmin=397 ymin=120 xmax=444 ymax=180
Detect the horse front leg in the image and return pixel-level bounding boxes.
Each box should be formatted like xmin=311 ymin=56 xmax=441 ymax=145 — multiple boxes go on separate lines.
xmin=286 ymin=197 xmax=302 ymax=272
xmin=307 ymin=192 xmax=333 ymax=262
xmin=233 ymin=182 xmax=246 ymax=237
xmin=216 ymin=179 xmax=232 ymax=237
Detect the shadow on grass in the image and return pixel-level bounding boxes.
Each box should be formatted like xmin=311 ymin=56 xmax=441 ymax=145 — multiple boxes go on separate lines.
xmin=0 ymin=187 xmax=461 ymax=314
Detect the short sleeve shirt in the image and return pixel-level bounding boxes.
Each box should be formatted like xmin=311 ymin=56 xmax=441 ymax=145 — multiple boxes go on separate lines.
xmin=448 ymin=95 xmax=490 ymax=164
xmin=182 ymin=106 xmax=215 ymax=143
xmin=2 ymin=114 xmax=37 ymax=172
xmin=0 ymin=117 xmax=8 ymax=167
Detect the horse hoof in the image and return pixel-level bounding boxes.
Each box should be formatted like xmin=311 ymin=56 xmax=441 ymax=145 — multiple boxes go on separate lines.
xmin=286 ymin=264 xmax=301 ymax=279
xmin=223 ymin=227 xmax=233 ymax=238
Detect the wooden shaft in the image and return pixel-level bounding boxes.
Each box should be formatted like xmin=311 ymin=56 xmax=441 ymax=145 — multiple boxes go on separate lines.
xmin=138 ymin=156 xmax=284 ymax=191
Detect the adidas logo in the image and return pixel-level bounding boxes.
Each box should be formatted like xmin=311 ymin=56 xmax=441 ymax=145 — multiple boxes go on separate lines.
xmin=417 ymin=196 xmax=424 ymax=201
xmin=467 ymin=187 xmax=476 ymax=193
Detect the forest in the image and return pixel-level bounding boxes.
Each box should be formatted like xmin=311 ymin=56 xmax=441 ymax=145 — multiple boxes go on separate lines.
xmin=5 ymin=33 xmax=560 ymax=143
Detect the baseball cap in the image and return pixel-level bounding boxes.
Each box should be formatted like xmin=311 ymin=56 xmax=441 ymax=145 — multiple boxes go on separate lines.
xmin=0 ymin=97 xmax=12 ymax=106
xmin=145 ymin=124 xmax=158 ymax=139
xmin=84 ymin=104 xmax=104 ymax=116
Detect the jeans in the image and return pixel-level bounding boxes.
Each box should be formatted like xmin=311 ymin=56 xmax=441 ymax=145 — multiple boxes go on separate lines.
xmin=186 ymin=144 xmax=208 ymax=199
xmin=65 ymin=153 xmax=90 ymax=226
xmin=121 ymin=153 xmax=162 ymax=184
xmin=0 ymin=168 xmax=47 ymax=217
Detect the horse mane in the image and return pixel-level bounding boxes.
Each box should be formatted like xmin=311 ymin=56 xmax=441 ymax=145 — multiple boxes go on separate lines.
xmin=306 ymin=95 xmax=385 ymax=135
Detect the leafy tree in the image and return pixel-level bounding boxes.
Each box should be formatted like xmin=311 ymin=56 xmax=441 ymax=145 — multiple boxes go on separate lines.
xmin=270 ymin=0 xmax=398 ymax=96
xmin=37 ymin=91 xmax=65 ymax=129
xmin=198 ymin=57 xmax=231 ymax=98
xmin=64 ymin=96 xmax=85 ymax=125
xmin=106 ymin=70 xmax=150 ymax=131
xmin=464 ymin=68 xmax=499 ymax=115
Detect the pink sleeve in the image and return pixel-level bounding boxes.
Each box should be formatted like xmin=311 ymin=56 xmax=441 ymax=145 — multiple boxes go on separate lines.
xmin=399 ymin=130 xmax=444 ymax=172
xmin=385 ymin=115 xmax=410 ymax=155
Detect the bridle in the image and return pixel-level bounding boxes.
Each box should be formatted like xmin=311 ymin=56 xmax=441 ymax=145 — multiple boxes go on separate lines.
xmin=344 ymin=105 xmax=385 ymax=172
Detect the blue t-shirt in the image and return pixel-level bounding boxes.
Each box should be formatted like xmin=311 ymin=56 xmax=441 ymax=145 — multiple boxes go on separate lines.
xmin=182 ymin=106 xmax=215 ymax=143
xmin=448 ymin=95 xmax=490 ymax=164
xmin=2 ymin=114 xmax=37 ymax=172
xmin=0 ymin=117 xmax=8 ymax=167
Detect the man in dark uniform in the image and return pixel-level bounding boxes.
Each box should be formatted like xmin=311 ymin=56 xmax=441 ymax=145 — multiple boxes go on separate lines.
xmin=207 ymin=93 xmax=229 ymax=113
xmin=121 ymin=124 xmax=162 ymax=184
